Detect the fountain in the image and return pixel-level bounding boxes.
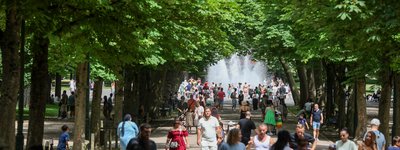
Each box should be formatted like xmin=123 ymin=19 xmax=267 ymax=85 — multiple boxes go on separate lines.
xmin=206 ymin=54 xmax=268 ymax=90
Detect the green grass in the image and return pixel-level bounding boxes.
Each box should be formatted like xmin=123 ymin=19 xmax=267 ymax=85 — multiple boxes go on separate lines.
xmin=17 ymin=104 xmax=60 ymax=119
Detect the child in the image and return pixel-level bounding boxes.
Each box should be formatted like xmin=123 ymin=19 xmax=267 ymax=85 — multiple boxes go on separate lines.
xmin=275 ymin=111 xmax=283 ymax=134
xmin=388 ymin=136 xmax=400 ymax=150
xmin=57 ymin=125 xmax=70 ymax=150
xmin=298 ymin=114 xmax=309 ymax=130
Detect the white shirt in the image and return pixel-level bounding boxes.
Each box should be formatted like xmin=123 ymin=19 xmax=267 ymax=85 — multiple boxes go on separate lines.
xmin=254 ymin=135 xmax=271 ymax=150
xmin=195 ymin=106 xmax=204 ymax=119
xmin=198 ymin=116 xmax=220 ymax=142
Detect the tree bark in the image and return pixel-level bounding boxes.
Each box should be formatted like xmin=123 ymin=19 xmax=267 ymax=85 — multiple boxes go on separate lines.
xmin=378 ymin=65 xmax=392 ymax=142
xmin=307 ymin=66 xmax=316 ymax=100
xmin=313 ymin=60 xmax=325 ymax=103
xmin=296 ymin=60 xmax=308 ymax=108
xmin=114 ymin=80 xmax=124 ymax=125
xmin=90 ymin=78 xmax=103 ymax=148
xmin=73 ymin=61 xmax=89 ymax=150
xmin=123 ymin=68 xmax=135 ymax=117
xmin=346 ymin=84 xmax=356 ymax=136
xmin=393 ymin=72 xmax=400 ymax=138
xmin=0 ymin=0 xmax=21 ymax=148
xmin=354 ymin=77 xmax=367 ymax=140
xmin=325 ymin=62 xmax=335 ymax=121
xmin=279 ymin=57 xmax=300 ymax=105
xmin=335 ymin=65 xmax=347 ymax=130
xmin=26 ymin=35 xmax=50 ymax=149
xmin=55 ymin=73 xmax=62 ymax=98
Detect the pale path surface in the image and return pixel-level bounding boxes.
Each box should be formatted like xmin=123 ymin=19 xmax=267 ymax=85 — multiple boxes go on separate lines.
xmin=151 ymin=94 xmax=335 ymax=150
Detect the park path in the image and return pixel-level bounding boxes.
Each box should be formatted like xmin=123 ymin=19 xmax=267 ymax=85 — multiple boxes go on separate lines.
xmin=151 ymin=95 xmax=334 ymax=150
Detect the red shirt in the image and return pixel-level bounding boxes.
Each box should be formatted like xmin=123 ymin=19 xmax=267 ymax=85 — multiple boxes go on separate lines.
xmin=217 ymin=91 xmax=225 ymax=100
xmin=187 ymin=99 xmax=196 ymax=111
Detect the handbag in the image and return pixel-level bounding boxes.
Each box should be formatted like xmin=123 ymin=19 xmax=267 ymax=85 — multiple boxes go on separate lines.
xmin=169 ymin=129 xmax=182 ymax=148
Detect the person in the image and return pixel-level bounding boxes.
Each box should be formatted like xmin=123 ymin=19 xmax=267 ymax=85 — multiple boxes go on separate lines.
xmin=237 ymin=111 xmax=256 ymax=146
xmin=186 ymin=95 xmax=196 ymax=133
xmin=103 ymin=95 xmax=110 ymax=119
xmin=197 ymin=107 xmax=221 ymax=150
xmin=304 ymin=99 xmax=313 ymax=118
xmin=290 ymin=124 xmax=317 ymax=150
xmin=247 ymin=124 xmax=273 ymax=150
xmin=127 ymin=123 xmax=157 ymax=150
xmin=238 ymin=91 xmax=244 ymax=106
xmin=252 ymin=92 xmax=259 ymax=110
xmin=260 ymin=94 xmax=268 ymax=121
xmin=334 ymin=128 xmax=358 ymax=150
xmin=166 ymin=118 xmax=189 ymax=150
xmin=363 ymin=118 xmax=386 ymax=150
xmin=298 ymin=114 xmax=310 ymax=130
xmin=117 ymin=114 xmax=139 ymax=150
xmin=217 ymin=88 xmax=225 ymax=110
xmin=57 ymin=125 xmax=70 ymax=150
xmin=358 ymin=131 xmax=377 ymax=150
xmin=239 ymin=101 xmax=251 ymax=119
xmin=231 ymin=88 xmax=238 ymax=111
xmin=277 ymin=84 xmax=286 ymax=105
xmin=270 ymin=130 xmax=291 ymax=150
xmin=388 ymin=136 xmax=400 ymax=150
xmin=59 ymin=90 xmax=68 ymax=119
xmin=218 ymin=128 xmax=246 ymax=150
xmin=310 ymin=103 xmax=323 ymax=141
xmin=211 ymin=107 xmax=222 ymax=121
xmin=194 ymin=101 xmax=204 ymax=129
xmin=68 ymin=92 xmax=75 ymax=118
xmin=108 ymin=93 xmax=114 ymax=116
xmin=264 ymin=104 xmax=276 ymax=135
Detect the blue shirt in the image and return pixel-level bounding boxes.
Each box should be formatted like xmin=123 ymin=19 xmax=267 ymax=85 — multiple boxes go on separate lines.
xmin=388 ymin=146 xmax=400 ymax=150
xmin=57 ymin=132 xmax=69 ymax=150
xmin=219 ymin=142 xmax=246 ymax=150
xmin=117 ymin=121 xmax=139 ymax=150
xmin=311 ymin=109 xmax=322 ymax=122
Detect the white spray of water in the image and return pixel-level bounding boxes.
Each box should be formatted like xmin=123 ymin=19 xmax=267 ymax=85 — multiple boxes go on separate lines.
xmin=206 ymin=54 xmax=268 ymax=90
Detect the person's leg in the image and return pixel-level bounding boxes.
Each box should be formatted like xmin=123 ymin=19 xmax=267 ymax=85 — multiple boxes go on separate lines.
xmin=316 ymin=129 xmax=320 ymax=139
xmin=313 ymin=122 xmax=317 ymax=139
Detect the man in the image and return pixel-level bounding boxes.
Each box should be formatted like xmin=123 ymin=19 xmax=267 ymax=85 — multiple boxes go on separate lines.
xmin=363 ymin=118 xmax=386 ymax=150
xmin=334 ymin=128 xmax=358 ymax=150
xmin=68 ymin=92 xmax=75 ymax=118
xmin=238 ymin=90 xmax=244 ymax=106
xmin=237 ymin=111 xmax=256 ymax=146
xmin=197 ymin=107 xmax=221 ymax=150
xmin=310 ymin=103 xmax=323 ymax=141
xmin=247 ymin=124 xmax=274 ymax=149
xmin=59 ymin=90 xmax=68 ymax=119
xmin=304 ymin=99 xmax=313 ymax=118
xmin=217 ymin=88 xmax=225 ymax=110
xmin=290 ymin=124 xmax=317 ymax=150
xmin=127 ymin=123 xmax=156 ymax=150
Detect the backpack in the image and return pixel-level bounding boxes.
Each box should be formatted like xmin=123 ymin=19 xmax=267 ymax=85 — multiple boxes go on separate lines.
xmin=230 ymin=92 xmax=236 ymax=99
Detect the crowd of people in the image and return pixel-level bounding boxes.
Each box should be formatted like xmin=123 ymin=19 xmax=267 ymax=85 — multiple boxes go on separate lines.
xmin=53 ymin=77 xmax=400 ymax=150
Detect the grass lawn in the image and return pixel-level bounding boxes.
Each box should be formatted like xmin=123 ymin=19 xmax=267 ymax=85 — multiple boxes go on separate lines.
xmin=16 ymin=103 xmax=60 ymax=119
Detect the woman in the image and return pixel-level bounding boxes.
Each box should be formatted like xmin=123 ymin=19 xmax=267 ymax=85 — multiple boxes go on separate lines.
xmin=117 ymin=114 xmax=139 ymax=150
xmin=194 ymin=101 xmax=204 ymax=127
xmin=166 ymin=118 xmax=189 ymax=150
xmin=270 ymin=130 xmax=291 ymax=150
xmin=219 ymin=128 xmax=246 ymax=150
xmin=247 ymin=124 xmax=274 ymax=150
xmin=388 ymin=136 xmax=400 ymax=150
xmin=264 ymin=104 xmax=276 ymax=135
xmin=239 ymin=101 xmax=251 ymax=119
xmin=358 ymin=131 xmax=378 ymax=150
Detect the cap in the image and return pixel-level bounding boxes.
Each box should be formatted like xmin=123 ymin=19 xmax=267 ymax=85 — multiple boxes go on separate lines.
xmin=370 ymin=118 xmax=380 ymax=126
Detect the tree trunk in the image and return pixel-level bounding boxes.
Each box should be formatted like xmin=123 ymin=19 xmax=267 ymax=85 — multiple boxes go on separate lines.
xmin=336 ymin=65 xmax=347 ymax=130
xmin=354 ymin=77 xmax=367 ymax=140
xmin=123 ymin=68 xmax=135 ymax=117
xmin=0 ymin=0 xmax=21 ymax=148
xmin=346 ymin=84 xmax=356 ymax=136
xmin=325 ymin=62 xmax=335 ymax=121
xmin=313 ymin=60 xmax=325 ymax=103
xmin=114 ymin=80 xmax=124 ymax=125
xmin=26 ymin=35 xmax=49 ymax=149
xmin=55 ymin=73 xmax=62 ymax=98
xmin=296 ymin=60 xmax=308 ymax=108
xmin=73 ymin=61 xmax=89 ymax=150
xmin=378 ymin=65 xmax=392 ymax=142
xmin=279 ymin=57 xmax=300 ymax=105
xmin=307 ymin=67 xmax=316 ymax=100
xmin=90 ymin=78 xmax=103 ymax=148
xmin=393 ymin=72 xmax=400 ymax=138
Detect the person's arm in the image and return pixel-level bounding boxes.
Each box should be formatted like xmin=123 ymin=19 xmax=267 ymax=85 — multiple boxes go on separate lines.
xmin=305 ymin=121 xmax=310 ymax=130
xmin=165 ymin=137 xmax=171 ymax=150
xmin=309 ymin=136 xmax=317 ymax=150
xmin=197 ymin=127 xmax=202 ymax=146
xmin=246 ymin=137 xmax=253 ymax=150
xmin=320 ymin=111 xmax=324 ymax=124
xmin=310 ymin=113 xmax=313 ymax=125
